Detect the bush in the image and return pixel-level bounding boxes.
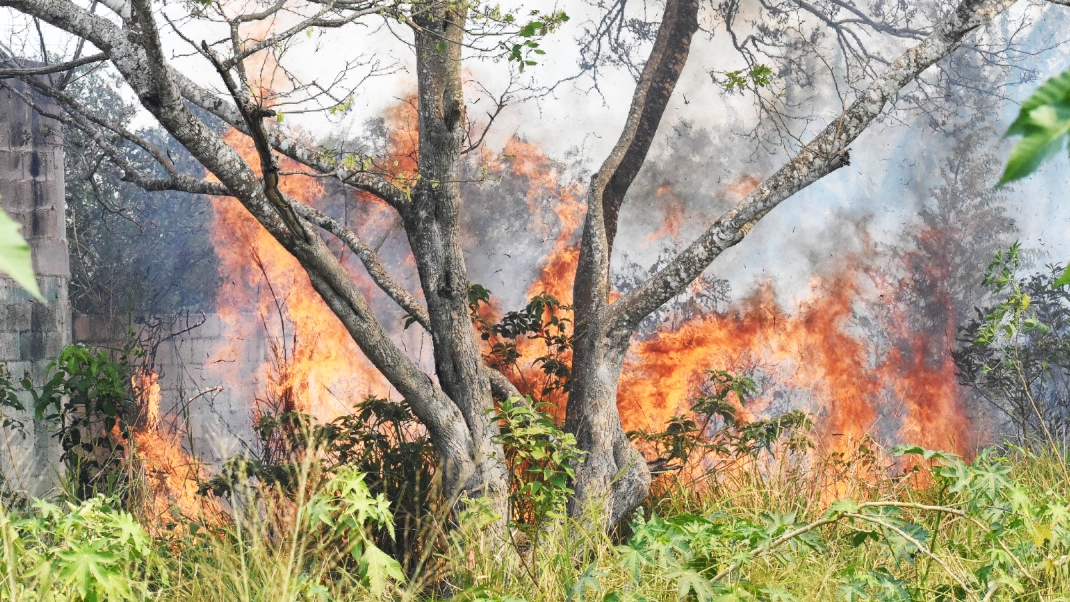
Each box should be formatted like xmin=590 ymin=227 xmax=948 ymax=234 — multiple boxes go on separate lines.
xmin=201 ymin=395 xmax=438 ymax=568
xmin=956 ymin=244 xmax=1070 ymax=447
xmin=26 ymin=343 xmax=141 ymax=501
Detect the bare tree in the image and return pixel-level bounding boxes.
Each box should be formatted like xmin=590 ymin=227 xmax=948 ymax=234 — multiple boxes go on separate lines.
xmin=0 ymin=0 xmax=1057 ymax=527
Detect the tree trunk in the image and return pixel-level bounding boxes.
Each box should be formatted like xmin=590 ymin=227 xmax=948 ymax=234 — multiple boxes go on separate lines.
xmin=405 ymin=2 xmax=509 ymax=507
xmin=566 ymin=317 xmax=651 ymax=526
xmin=566 ymin=0 xmax=700 ymax=527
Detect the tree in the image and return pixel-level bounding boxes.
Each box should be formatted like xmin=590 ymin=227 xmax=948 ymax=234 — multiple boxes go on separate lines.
xmin=0 ymin=0 xmax=1055 ymax=528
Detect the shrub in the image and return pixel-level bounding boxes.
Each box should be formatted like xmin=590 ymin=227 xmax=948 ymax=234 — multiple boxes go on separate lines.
xmin=26 ymin=343 xmax=141 ymax=501
xmin=956 ymin=244 xmax=1070 ymax=447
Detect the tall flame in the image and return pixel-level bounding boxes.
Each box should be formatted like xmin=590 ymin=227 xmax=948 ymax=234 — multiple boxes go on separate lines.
xmin=198 ymin=81 xmax=972 ymax=474
xmin=209 ymin=129 xmax=393 ymax=421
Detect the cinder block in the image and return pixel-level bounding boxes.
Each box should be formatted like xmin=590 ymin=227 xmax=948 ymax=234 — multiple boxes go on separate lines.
xmin=30 ymin=178 xmax=63 ymax=212
xmin=29 ymin=241 xmax=70 ymax=277
xmin=19 ymin=332 xmax=44 ymax=361
xmin=29 ymin=301 xmax=57 ymax=333
xmin=0 ymin=333 xmax=20 ymax=362
xmin=0 ymin=304 xmax=31 ymax=332
xmin=0 ymin=150 xmax=22 ymax=178
xmin=26 ymin=207 xmax=61 ymax=239
xmin=42 ymin=333 xmax=64 ymax=358
xmin=3 ymin=361 xmax=33 ymax=382
xmin=0 ymin=179 xmax=34 ymax=212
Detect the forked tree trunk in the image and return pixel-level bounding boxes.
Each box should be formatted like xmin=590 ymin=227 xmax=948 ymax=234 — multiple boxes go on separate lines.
xmin=566 ymin=0 xmax=700 ymax=526
xmin=564 ymin=0 xmax=1016 ymax=528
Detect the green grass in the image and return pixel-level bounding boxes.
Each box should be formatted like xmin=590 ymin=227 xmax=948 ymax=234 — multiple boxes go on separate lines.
xmin=2 ymin=444 xmax=1070 ymax=601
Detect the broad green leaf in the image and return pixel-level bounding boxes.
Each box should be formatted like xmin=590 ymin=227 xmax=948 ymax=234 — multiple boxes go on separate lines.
xmin=0 ymin=206 xmax=43 ymax=301
xmin=359 ymin=544 xmax=404 ymax=596
xmin=670 ymin=570 xmax=717 ymax=602
xmin=1000 ymin=66 xmax=1070 ymax=184
xmin=615 ymin=545 xmax=648 ymax=582
xmin=1053 ymin=265 xmax=1070 ymax=288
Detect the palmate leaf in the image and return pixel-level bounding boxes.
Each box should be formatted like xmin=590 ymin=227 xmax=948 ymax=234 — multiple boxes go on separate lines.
xmin=1000 ymin=67 xmax=1070 ymax=185
xmin=670 ymin=569 xmax=718 ymax=602
xmin=56 ymin=539 xmax=120 ymax=599
xmin=359 ymin=544 xmax=405 ymax=597
xmin=0 ymin=206 xmax=43 ymax=302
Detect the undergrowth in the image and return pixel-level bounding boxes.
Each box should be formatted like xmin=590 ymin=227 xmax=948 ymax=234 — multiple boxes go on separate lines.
xmin=4 ymin=250 xmax=1070 ymax=600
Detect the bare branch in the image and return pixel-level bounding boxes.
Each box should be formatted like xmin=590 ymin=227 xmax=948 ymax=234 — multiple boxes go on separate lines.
xmin=607 ymin=0 xmax=1019 ymax=334
xmin=0 ymin=52 xmax=106 ymax=77
xmin=201 ymin=40 xmax=311 ymax=242
xmin=98 ymin=0 xmax=129 ymax=21
xmin=290 ymin=201 xmax=430 ymax=329
xmin=0 ymin=79 xmax=225 ymax=196
xmin=220 ymin=1 xmax=395 ymax=70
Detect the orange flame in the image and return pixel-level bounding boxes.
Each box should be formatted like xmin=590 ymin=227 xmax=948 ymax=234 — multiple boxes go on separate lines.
xmin=131 ymin=368 xmax=219 ymax=526
xmin=617 ymin=259 xmax=970 ymax=457
xmin=209 ymin=128 xmax=392 ymax=421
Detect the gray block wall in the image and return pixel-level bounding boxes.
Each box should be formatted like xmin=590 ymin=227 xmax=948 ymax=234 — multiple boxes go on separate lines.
xmin=0 ymin=76 xmax=70 ymax=494
xmin=73 ymin=313 xmax=264 ymax=464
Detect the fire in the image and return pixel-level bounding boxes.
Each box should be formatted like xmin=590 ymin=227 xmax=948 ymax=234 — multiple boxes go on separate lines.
xmin=491 ymin=144 xmax=971 ymax=458
xmin=209 ymin=128 xmax=393 ymax=421
xmin=189 ymin=55 xmax=972 ymax=490
xmin=502 ymin=138 xmax=586 ymax=304
xmin=130 ymin=368 xmax=219 ymax=526
xmin=616 ymin=257 xmax=971 ymax=457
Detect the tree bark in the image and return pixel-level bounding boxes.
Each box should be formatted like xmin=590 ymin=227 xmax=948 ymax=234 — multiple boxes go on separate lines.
xmin=567 ymin=0 xmax=1018 ymax=528
xmin=402 ymin=2 xmax=509 ymax=504
xmin=567 ymin=0 xmax=700 ymax=526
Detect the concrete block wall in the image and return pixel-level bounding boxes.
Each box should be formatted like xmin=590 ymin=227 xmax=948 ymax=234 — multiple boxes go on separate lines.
xmin=73 ymin=313 xmax=266 ymax=465
xmin=0 ymin=76 xmax=70 ymax=494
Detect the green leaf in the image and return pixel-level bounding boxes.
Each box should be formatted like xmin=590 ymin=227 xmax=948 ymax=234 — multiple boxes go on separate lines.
xmin=1053 ymin=265 xmax=1070 ymax=288
xmin=1000 ymin=67 xmax=1070 ymax=184
xmin=0 ymin=206 xmax=43 ymax=301
xmin=56 ymin=539 xmax=119 ymax=598
xmin=670 ymin=570 xmax=718 ymax=602
xmin=359 ymin=544 xmax=404 ymax=596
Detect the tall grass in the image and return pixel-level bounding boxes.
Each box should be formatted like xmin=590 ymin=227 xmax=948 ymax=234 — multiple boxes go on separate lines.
xmin=2 ymin=438 xmax=1069 ymax=601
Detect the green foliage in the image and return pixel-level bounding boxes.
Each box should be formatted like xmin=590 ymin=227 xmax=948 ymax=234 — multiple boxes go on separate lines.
xmin=955 ymin=246 xmax=1070 ymax=445
xmin=631 ymin=370 xmax=813 ymax=475
xmin=27 ymin=344 xmax=140 ymax=501
xmin=470 ymin=287 xmax=573 ymax=402
xmin=489 ymin=397 xmax=584 ymax=529
xmin=302 ymin=465 xmax=404 ymax=596
xmin=201 ymin=395 xmax=436 ymax=566
xmin=973 ymin=242 xmax=1047 ymax=346
xmin=1000 ymin=66 xmax=1070 ymax=185
xmin=502 ymin=10 xmax=570 ymax=72
xmin=0 ymin=204 xmax=43 ymax=301
xmin=0 ymin=495 xmax=156 ymax=601
xmin=722 ymin=64 xmax=774 ymax=94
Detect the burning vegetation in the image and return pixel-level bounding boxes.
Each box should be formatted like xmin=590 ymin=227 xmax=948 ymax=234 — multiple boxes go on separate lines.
xmin=7 ymin=0 xmax=1070 ymax=598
